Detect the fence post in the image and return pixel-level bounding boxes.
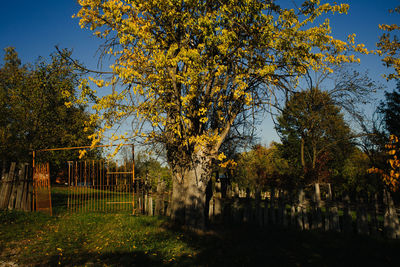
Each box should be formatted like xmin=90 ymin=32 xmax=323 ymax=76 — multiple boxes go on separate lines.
xmin=356 ymin=194 xmax=369 ymax=235
xmin=329 ymin=184 xmax=340 ymax=232
xmin=263 ymin=197 xmax=269 ymax=226
xmin=290 ymin=201 xmax=296 ymax=227
xmin=8 ymin=166 xmax=19 ymax=210
xmin=144 ymin=193 xmax=148 ymax=215
xmin=15 ymin=163 xmax=26 ymax=210
xmin=148 ymin=194 xmax=153 ymax=216
xmin=313 ymin=183 xmax=323 ymax=230
xmin=297 ymin=188 xmax=305 ymax=230
xmin=270 ymin=188 xmax=276 ymax=225
xmin=383 ymin=189 xmax=400 ymax=238
xmin=370 ymin=193 xmax=380 ymax=237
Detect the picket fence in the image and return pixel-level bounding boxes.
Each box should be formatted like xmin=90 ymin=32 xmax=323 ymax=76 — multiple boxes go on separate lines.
xmin=137 ymin=183 xmax=400 ymax=239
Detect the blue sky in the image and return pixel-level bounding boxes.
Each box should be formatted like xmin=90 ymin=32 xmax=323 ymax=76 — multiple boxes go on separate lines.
xmin=0 ymin=0 xmax=399 ymax=146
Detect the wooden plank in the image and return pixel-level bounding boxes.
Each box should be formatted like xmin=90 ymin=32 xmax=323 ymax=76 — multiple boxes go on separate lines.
xmin=15 ymin=164 xmax=26 ymax=210
xmin=8 ymin=168 xmax=18 ymax=210
xmin=27 ymin=181 xmax=33 ymax=212
xmin=0 ymin=173 xmax=7 ymax=208
xmin=20 ymin=164 xmax=30 ymax=211
xmin=0 ymin=163 xmax=16 ymax=209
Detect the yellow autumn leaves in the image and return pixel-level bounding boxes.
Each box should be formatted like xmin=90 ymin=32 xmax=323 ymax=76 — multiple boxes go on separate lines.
xmin=73 ymin=0 xmax=372 ymax=163
xmin=369 ymin=135 xmax=400 ymax=191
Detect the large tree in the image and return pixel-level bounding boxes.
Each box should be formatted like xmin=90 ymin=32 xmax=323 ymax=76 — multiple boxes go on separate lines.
xmin=0 ymin=47 xmax=98 ymax=168
xmin=75 ymin=0 xmax=367 ymax=228
xmin=276 ymin=88 xmax=353 ymax=185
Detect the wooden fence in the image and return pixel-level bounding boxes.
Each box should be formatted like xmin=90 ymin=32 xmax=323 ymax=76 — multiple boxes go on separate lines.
xmin=136 ymin=183 xmax=400 ymax=239
xmin=209 ymin=185 xmax=400 ymax=239
xmin=2 ymin=161 xmax=400 ymax=239
xmin=0 ymin=162 xmax=32 ymax=211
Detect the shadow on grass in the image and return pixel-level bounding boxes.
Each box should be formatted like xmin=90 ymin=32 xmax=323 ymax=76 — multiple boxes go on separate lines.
xmin=44 ymin=251 xmax=165 ymax=267
xmin=32 ymin=223 xmax=400 ymax=267
xmin=165 ymin=224 xmax=400 ymax=267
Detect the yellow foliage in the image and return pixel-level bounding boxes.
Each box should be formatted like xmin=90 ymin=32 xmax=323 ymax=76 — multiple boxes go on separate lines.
xmin=74 ymin=0 xmax=371 ymax=163
xmin=369 ymin=134 xmax=400 ymax=191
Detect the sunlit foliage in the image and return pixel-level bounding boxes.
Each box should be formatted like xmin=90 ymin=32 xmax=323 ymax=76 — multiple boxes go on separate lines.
xmin=369 ymin=135 xmax=400 ymax=192
xmin=235 ymin=143 xmax=289 ymax=191
xmin=377 ymin=6 xmax=400 ymax=80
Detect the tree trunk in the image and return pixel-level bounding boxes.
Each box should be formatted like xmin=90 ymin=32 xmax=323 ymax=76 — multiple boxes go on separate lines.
xmin=170 ymin=151 xmax=211 ymax=229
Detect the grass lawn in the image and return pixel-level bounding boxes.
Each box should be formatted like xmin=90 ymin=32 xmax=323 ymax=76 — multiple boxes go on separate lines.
xmin=1 ymin=187 xmax=400 ymax=266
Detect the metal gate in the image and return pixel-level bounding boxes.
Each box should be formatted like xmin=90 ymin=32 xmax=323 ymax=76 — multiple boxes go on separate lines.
xmin=33 ymin=163 xmax=52 ymax=215
xmin=66 ymin=160 xmax=135 ymax=213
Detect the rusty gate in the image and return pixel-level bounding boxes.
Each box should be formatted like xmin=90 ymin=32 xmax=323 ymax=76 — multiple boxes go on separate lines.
xmin=33 ymin=163 xmax=52 ymax=215
xmin=66 ymin=160 xmax=135 ymax=213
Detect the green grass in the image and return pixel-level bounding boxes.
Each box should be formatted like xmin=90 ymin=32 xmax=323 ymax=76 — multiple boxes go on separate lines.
xmin=2 ymin=187 xmax=400 ymax=266
xmin=2 ymin=211 xmax=400 ymax=266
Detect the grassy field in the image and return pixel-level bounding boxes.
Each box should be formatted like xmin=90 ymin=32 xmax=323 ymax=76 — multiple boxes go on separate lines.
xmin=2 ymin=188 xmax=400 ymax=266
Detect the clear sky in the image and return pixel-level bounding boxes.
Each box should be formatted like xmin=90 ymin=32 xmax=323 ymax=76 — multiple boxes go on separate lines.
xmin=0 ymin=0 xmax=399 ymax=146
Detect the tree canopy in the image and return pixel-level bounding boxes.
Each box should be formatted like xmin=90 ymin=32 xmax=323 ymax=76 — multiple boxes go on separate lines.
xmin=235 ymin=143 xmax=289 ymax=192
xmin=0 ymin=47 xmax=98 ymax=166
xmin=276 ymin=88 xmax=353 ymax=185
xmin=377 ymin=6 xmax=400 ymax=80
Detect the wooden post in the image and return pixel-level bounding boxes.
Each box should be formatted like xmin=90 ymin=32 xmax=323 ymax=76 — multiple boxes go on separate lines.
xmin=370 ymin=193 xmax=380 ymax=237
xmin=263 ymin=198 xmax=269 ymax=226
xmin=281 ymin=191 xmax=288 ymax=227
xmin=356 ymin=193 xmax=369 ymax=235
xmin=342 ymin=193 xmax=353 ymax=233
xmin=148 ymin=195 xmax=153 ymax=216
xmin=324 ymin=184 xmax=332 ymax=231
xmin=15 ymin=164 xmax=26 ymax=210
xmin=270 ymin=188 xmax=276 ymax=225
xmin=20 ymin=164 xmax=29 ymax=211
xmin=144 ymin=193 xmax=148 ymax=215
xmin=132 ymin=144 xmax=135 ymax=214
xmin=8 ymin=168 xmax=18 ymax=210
xmin=314 ymin=183 xmax=323 ymax=229
xmin=383 ymin=189 xmax=400 ymax=238
xmin=297 ymin=188 xmax=309 ymax=230
xmin=0 ymin=163 xmax=16 ymax=209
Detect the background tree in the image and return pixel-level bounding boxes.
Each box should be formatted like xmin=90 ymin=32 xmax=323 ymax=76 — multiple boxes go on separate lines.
xmin=235 ymin=143 xmax=290 ymax=195
xmin=134 ymin=151 xmax=172 ymax=192
xmin=378 ymin=81 xmax=400 ymax=137
xmin=276 ymin=88 xmax=353 ymax=185
xmin=75 ymin=0 xmax=368 ymax=228
xmin=340 ymin=147 xmax=379 ymax=194
xmin=365 ymin=6 xmax=400 ymax=193
xmin=0 ymin=47 xmax=99 ymax=174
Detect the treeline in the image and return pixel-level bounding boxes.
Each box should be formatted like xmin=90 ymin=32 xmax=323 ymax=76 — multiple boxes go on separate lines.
xmin=0 ymin=47 xmax=100 ymax=177
xmin=223 ymin=81 xmax=400 ymax=200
